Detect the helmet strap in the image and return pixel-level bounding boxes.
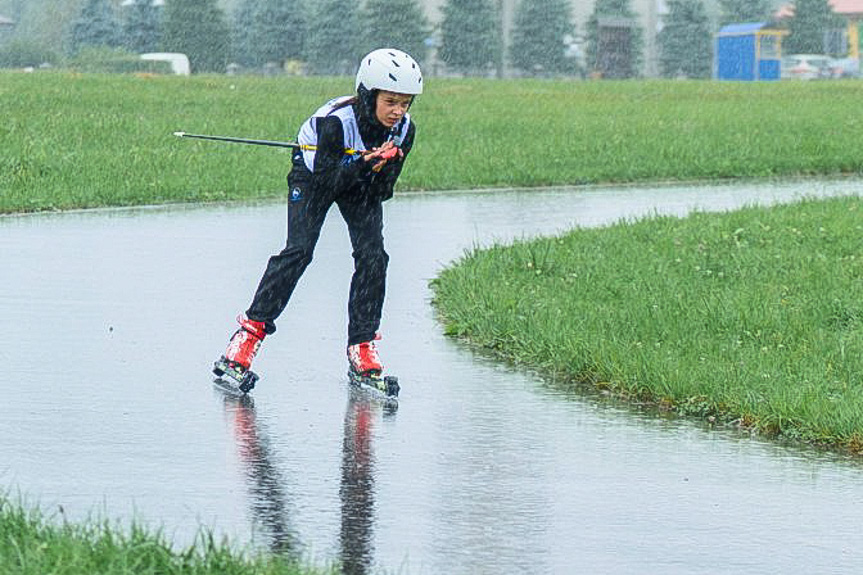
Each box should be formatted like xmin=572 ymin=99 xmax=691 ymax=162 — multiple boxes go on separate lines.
xmin=356 ymin=84 xmax=380 ymax=126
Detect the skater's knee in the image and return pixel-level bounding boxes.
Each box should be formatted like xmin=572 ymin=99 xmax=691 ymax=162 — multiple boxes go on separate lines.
xmin=353 ymin=245 xmax=388 ymax=269
xmin=277 ymin=243 xmax=315 ymax=268
xmin=297 ymin=249 xmax=314 ymax=268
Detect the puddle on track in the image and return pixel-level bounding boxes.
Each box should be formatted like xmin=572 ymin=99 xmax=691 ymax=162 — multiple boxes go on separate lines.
xmin=3 ymin=179 xmax=863 ymax=574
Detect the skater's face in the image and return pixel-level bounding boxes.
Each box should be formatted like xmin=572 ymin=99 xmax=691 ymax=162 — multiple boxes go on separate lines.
xmin=375 ymin=91 xmax=413 ymax=128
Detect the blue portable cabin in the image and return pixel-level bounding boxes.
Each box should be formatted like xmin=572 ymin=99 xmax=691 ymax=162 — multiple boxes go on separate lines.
xmin=714 ymin=22 xmax=788 ymax=81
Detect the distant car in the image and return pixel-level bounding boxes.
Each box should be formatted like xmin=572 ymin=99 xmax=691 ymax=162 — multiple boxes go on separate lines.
xmin=781 ymin=54 xmax=834 ymax=80
xmin=829 ymin=57 xmax=860 ymax=78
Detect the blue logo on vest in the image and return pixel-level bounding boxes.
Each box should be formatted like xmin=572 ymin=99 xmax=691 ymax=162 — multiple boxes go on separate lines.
xmin=290 ymin=187 xmax=303 ymax=202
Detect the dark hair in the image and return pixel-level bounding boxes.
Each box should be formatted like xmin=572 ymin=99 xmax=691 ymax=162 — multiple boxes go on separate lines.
xmin=330 ymin=95 xmax=358 ymax=112
xmin=328 ymin=85 xmax=378 ymax=126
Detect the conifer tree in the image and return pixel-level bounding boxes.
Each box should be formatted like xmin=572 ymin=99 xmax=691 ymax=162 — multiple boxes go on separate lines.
xmin=255 ymin=0 xmax=305 ymax=65
xmin=438 ymin=0 xmax=501 ymax=75
xmin=783 ymin=0 xmax=843 ymax=55
xmin=70 ymin=0 xmax=121 ymax=54
xmin=232 ymin=0 xmax=305 ymax=68
xmin=161 ymin=0 xmax=229 ymax=72
xmin=359 ymin=0 xmax=429 ymax=64
xmin=717 ymin=0 xmax=772 ymax=27
xmin=123 ymin=0 xmax=162 ymax=54
xmin=304 ymin=0 xmax=360 ymax=74
xmin=509 ymin=0 xmax=573 ymax=76
xmin=658 ymin=0 xmax=711 ymax=78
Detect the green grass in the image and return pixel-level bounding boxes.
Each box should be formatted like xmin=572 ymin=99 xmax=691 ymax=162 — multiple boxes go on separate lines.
xmin=2 ymin=72 xmax=863 ymax=213
xmin=0 ymin=498 xmax=331 ymax=575
xmin=431 ymin=194 xmax=863 ymax=452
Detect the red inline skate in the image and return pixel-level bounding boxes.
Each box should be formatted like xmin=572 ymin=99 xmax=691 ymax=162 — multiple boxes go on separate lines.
xmin=213 ymin=316 xmax=267 ymax=394
xmin=347 ymin=336 xmax=399 ymax=401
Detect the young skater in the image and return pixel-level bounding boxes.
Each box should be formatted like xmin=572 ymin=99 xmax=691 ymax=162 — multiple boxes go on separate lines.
xmin=213 ymin=48 xmax=422 ymax=393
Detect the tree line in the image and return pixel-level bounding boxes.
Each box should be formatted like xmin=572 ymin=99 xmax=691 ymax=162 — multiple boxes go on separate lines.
xmin=2 ymin=0 xmax=850 ymax=77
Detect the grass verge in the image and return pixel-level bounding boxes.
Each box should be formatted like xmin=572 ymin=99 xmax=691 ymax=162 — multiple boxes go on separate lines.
xmin=0 ymin=497 xmax=330 ymax=575
xmin=2 ymin=72 xmax=863 ymax=213
xmin=431 ymin=194 xmax=863 ymax=453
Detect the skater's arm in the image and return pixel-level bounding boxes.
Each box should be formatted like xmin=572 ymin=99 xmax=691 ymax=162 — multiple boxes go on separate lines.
xmin=369 ymin=122 xmax=415 ymax=198
xmin=312 ymin=116 xmax=372 ymax=193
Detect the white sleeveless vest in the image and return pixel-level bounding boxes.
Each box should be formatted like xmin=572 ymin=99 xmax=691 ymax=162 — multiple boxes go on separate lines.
xmin=296 ymin=96 xmax=411 ymax=172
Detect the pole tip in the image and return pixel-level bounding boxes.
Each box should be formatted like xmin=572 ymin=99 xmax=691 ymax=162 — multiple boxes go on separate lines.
xmin=173 ymin=131 xmax=185 ymax=137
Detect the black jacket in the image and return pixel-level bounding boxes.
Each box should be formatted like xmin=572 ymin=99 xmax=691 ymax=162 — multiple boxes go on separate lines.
xmin=288 ymin=101 xmax=416 ymax=202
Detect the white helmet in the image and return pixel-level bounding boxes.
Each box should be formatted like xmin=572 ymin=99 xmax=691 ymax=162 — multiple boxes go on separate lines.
xmin=355 ymin=48 xmax=423 ymax=95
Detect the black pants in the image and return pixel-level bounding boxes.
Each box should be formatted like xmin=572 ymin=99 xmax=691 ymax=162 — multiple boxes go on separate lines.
xmin=245 ymin=181 xmax=388 ymax=346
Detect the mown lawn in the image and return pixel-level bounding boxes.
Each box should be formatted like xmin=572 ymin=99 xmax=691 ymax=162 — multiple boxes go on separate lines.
xmin=2 ymin=72 xmax=862 ymax=212
xmin=432 ymin=194 xmax=863 ymax=452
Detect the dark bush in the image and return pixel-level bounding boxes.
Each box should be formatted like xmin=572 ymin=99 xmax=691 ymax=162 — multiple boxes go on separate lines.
xmin=0 ymin=39 xmax=60 ymax=68
xmin=68 ymin=46 xmax=171 ymax=74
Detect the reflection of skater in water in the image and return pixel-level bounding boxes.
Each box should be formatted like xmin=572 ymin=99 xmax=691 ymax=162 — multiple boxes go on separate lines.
xmin=340 ymin=390 xmax=382 ymax=575
xmin=220 ymin=386 xmax=392 ymax=572
xmin=223 ymin=394 xmax=299 ymax=556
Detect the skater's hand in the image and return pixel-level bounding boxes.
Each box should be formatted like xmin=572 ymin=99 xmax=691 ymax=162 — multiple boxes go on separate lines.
xmin=362 ymin=141 xmax=402 ymax=173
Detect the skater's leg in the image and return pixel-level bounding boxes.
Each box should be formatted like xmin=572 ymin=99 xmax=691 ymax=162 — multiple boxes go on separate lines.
xmin=245 ymin=182 xmax=332 ymax=332
xmin=215 ymin=182 xmax=331 ymax=387
xmin=337 ymin=194 xmax=388 ymax=347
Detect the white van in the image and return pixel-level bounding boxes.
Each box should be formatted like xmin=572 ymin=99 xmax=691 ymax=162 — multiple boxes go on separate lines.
xmin=139 ymin=53 xmax=191 ymax=76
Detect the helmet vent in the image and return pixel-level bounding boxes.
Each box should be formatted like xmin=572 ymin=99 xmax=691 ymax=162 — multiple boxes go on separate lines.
xmin=388 ymin=73 xmax=398 ymax=82
xmin=391 ymin=59 xmax=401 ymax=67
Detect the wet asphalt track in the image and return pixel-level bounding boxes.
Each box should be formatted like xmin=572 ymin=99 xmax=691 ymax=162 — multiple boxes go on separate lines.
xmin=3 ymin=180 xmax=863 ymax=574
